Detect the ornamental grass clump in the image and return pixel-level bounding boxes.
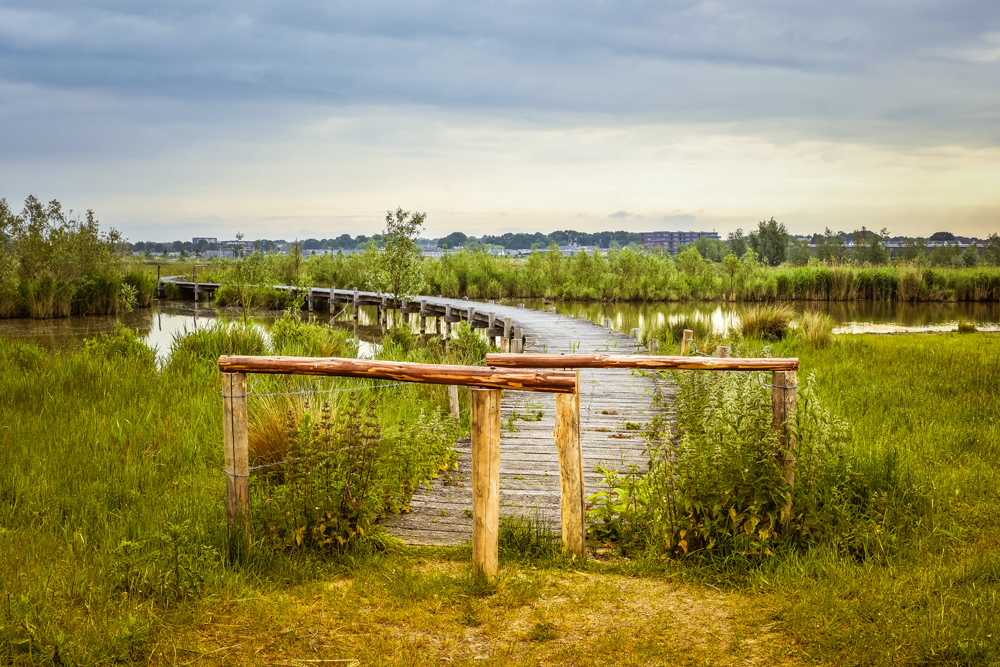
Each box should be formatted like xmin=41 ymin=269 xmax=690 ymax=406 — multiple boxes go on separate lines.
xmin=798 ymin=311 xmax=836 ymax=348
xmin=737 ymin=304 xmax=794 ymax=341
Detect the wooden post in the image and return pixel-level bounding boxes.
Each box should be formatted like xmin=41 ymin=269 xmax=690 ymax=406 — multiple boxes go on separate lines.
xmin=353 ymin=290 xmax=359 ymax=322
xmin=307 ymin=288 xmax=314 ymax=312
xmin=221 ymin=372 xmax=250 ymax=528
xmin=680 ymin=329 xmax=693 ymax=355
xmin=602 ymin=317 xmax=612 ymax=329
xmin=772 ymin=370 xmax=798 ymax=527
xmin=449 ymin=385 xmax=461 ymax=426
xmin=555 ymin=371 xmax=585 ymax=558
xmin=500 ymin=338 xmax=510 ymax=353
xmin=419 ymin=299 xmax=427 ymax=334
xmin=156 ymin=265 xmax=162 ymax=298
xmin=647 ymin=338 xmax=658 ymax=354
xmin=511 ymin=338 xmax=523 ymax=353
xmin=630 ymin=327 xmax=641 ymax=341
xmin=193 ymin=265 xmax=199 ymax=302
xmin=503 ymin=317 xmax=512 ymax=340
xmin=471 ymin=387 xmax=501 ymax=580
xmin=714 ymin=345 xmax=730 ymax=375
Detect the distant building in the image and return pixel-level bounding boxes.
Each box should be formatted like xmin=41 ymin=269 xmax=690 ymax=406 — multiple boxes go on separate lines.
xmin=640 ymin=231 xmax=719 ymax=254
xmin=192 ymin=237 xmax=217 ymax=244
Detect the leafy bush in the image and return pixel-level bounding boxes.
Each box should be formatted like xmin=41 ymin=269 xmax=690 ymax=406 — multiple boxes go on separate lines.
xmin=737 ymin=304 xmax=794 ymax=341
xmin=256 ymin=398 xmax=452 ymax=551
xmin=587 ymin=371 xmax=869 ymax=560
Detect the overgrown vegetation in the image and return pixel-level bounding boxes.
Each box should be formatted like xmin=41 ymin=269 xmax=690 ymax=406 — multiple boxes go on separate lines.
xmin=0 ymin=196 xmax=155 ymax=318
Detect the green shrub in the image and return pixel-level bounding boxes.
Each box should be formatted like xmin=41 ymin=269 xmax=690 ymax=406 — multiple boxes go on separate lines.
xmin=445 ymin=321 xmax=493 ymax=365
xmin=167 ymin=319 xmax=267 ymax=367
xmin=84 ymin=321 xmax=157 ymax=368
xmin=256 ymin=398 xmax=452 ymax=551
xmin=269 ymin=310 xmax=359 ymax=358
xmin=957 ymin=320 xmax=978 ymax=334
xmin=737 ymin=304 xmax=794 ymax=341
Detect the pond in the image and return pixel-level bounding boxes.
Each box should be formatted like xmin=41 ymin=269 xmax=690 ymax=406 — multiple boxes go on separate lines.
xmin=1 ymin=297 xmax=998 ymax=360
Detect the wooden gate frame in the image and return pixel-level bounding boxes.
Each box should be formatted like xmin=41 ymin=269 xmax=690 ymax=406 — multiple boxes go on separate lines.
xmin=485 ymin=352 xmax=801 ymax=526
xmin=217 ymin=355 xmax=583 ymax=580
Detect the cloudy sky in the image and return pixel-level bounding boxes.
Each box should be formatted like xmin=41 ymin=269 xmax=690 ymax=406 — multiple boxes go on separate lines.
xmin=1 ymin=1 xmax=999 ymax=241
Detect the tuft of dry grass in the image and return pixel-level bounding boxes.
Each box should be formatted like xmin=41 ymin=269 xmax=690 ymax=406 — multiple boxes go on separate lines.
xmin=798 ymin=311 xmax=836 ymax=347
xmin=737 ymin=304 xmax=795 ymax=341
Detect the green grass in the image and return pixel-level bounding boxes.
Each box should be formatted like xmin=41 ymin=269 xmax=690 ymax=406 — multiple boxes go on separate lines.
xmin=2 ymin=324 xmax=999 ymax=665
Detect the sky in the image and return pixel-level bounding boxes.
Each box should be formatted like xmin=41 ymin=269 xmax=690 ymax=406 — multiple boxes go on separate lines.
xmin=1 ymin=1 xmax=999 ymax=242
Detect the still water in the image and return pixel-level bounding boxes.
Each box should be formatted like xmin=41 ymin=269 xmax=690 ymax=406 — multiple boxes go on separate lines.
xmin=1 ymin=298 xmax=998 ymax=360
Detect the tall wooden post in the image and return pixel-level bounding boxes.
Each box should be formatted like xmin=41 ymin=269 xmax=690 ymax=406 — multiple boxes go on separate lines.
xmin=647 ymin=339 xmax=658 ymax=354
xmin=419 ymin=299 xmax=427 ymax=334
xmin=307 ymin=288 xmax=314 ymax=312
xmin=488 ymin=313 xmax=497 ymax=347
xmin=680 ymin=329 xmax=693 ymax=355
xmin=353 ymin=290 xmax=359 ymax=323
xmin=471 ymin=388 xmax=501 ymax=580
xmin=193 ymin=265 xmax=199 ymax=302
xmin=500 ymin=338 xmax=510 ymax=353
xmin=772 ymin=370 xmax=798 ymax=527
xmin=221 ymin=372 xmax=250 ymax=528
xmin=555 ymin=371 xmax=585 ymax=558
xmin=630 ymin=327 xmax=641 ymax=341
xmin=156 ymin=265 xmax=162 ymax=298
xmin=449 ymin=385 xmax=460 ymax=426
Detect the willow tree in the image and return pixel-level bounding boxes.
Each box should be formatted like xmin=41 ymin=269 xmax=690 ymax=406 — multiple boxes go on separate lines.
xmin=368 ymin=208 xmax=426 ymax=307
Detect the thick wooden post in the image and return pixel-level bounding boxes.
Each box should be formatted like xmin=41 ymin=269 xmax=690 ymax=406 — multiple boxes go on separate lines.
xmin=193 ymin=265 xmax=199 ymax=302
xmin=353 ymin=290 xmax=359 ymax=322
xmin=307 ymin=288 xmax=314 ymax=311
xmin=471 ymin=388 xmax=501 ymax=580
xmin=680 ymin=329 xmax=693 ymax=355
xmin=714 ymin=345 xmax=730 ymax=375
xmin=503 ymin=317 xmax=512 ymax=340
xmin=500 ymin=338 xmax=510 ymax=352
xmin=221 ymin=372 xmax=249 ymax=528
xmin=555 ymin=371 xmax=585 ymax=558
xmin=647 ymin=339 xmax=658 ymax=354
xmin=772 ymin=370 xmax=798 ymax=527
xmin=602 ymin=317 xmax=612 ymax=329
xmin=511 ymin=338 xmax=523 ymax=353
xmin=156 ymin=265 xmax=162 ymax=298
xmin=630 ymin=327 xmax=640 ymax=341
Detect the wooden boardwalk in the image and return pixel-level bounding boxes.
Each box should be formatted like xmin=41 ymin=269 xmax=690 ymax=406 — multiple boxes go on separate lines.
xmin=382 ymin=300 xmax=673 ymax=545
xmin=157 ymin=276 xmax=675 ymax=546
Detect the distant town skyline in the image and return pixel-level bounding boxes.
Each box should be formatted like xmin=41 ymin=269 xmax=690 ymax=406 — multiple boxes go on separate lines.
xmin=2 ymin=2 xmax=998 ymax=240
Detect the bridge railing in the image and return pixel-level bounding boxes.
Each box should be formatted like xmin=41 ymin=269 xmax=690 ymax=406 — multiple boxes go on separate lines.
xmin=485 ymin=348 xmax=801 ymax=526
xmin=217 ymin=355 xmax=584 ymax=579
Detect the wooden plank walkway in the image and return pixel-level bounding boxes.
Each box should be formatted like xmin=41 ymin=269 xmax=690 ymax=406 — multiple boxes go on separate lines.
xmin=382 ymin=300 xmax=674 ymax=546
xmin=157 ymin=276 xmax=675 ymax=545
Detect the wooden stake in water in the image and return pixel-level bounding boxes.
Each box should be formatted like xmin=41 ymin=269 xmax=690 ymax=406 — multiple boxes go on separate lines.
xmin=221 ymin=372 xmax=249 ymax=528
xmin=771 ymin=369 xmax=798 ymax=527
xmin=555 ymin=371 xmax=585 ymax=558
xmin=471 ymin=387 xmax=501 ymax=580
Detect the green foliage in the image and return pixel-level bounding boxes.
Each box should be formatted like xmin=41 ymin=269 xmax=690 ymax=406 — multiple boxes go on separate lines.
xmin=498 ymin=514 xmax=560 ymax=561
xmin=256 ymin=399 xmax=452 ymax=551
xmin=269 ymin=309 xmax=359 ymax=357
xmin=446 ymin=321 xmax=494 ymax=365
xmin=0 ymin=195 xmax=138 ymax=318
xmin=84 ymin=321 xmax=157 ymax=368
xmin=166 ymin=319 xmax=268 ymax=367
xmin=217 ymin=232 xmax=274 ymax=320
xmin=957 ymin=320 xmax=978 ymax=334
xmin=748 ymin=217 xmax=789 ymax=267
xmin=368 ymin=208 xmax=426 ymax=304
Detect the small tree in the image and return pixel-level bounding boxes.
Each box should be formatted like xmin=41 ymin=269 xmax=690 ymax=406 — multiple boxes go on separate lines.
xmin=368 ymin=208 xmax=426 ymax=308
xmin=748 ymin=217 xmax=789 ymax=267
xmin=983 ymin=234 xmax=1000 ymax=267
xmin=221 ymin=232 xmax=272 ymax=321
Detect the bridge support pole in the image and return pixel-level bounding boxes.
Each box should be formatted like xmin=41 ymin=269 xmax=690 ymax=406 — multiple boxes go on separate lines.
xmin=193 ymin=266 xmax=199 ymax=302
xmin=221 ymin=372 xmax=249 ymax=529
xmin=772 ymin=370 xmax=798 ymax=528
xmin=555 ymin=372 xmax=585 ymax=558
xmin=471 ymin=387 xmax=501 ymax=580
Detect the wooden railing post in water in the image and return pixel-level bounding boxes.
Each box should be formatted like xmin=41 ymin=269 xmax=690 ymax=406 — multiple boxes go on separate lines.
xmin=647 ymin=338 xmax=658 ymax=354
xmin=471 ymin=388 xmax=501 ymax=580
xmin=680 ymin=329 xmax=693 ymax=355
xmin=772 ymin=370 xmax=798 ymax=527
xmin=555 ymin=371 xmax=585 ymax=557
xmin=221 ymin=372 xmax=250 ymax=528
xmin=193 ymin=265 xmax=199 ymax=302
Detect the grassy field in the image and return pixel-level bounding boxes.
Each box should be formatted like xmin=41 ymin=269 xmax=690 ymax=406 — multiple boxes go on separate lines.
xmin=1 ymin=327 xmax=998 ymax=665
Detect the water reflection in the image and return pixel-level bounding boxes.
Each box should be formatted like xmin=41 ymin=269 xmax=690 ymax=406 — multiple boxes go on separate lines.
xmin=1 ymin=297 xmax=998 ymax=360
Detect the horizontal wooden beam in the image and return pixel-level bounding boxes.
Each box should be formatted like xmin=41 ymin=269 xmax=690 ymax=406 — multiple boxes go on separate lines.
xmin=217 ymin=355 xmax=577 ymax=393
xmin=485 ymin=353 xmax=799 ymax=371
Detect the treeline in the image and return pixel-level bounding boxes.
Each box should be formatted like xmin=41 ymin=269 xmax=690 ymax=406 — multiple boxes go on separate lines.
xmin=130 ymin=229 xmax=644 ymax=254
xmin=210 ymin=241 xmax=1000 ymax=304
xmin=0 ymin=197 xmax=156 ymax=318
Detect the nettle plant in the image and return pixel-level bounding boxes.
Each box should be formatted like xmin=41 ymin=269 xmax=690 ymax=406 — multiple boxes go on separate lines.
xmin=587 ymin=370 xmax=854 ymax=559
xmin=256 ymin=396 xmax=452 ymax=551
